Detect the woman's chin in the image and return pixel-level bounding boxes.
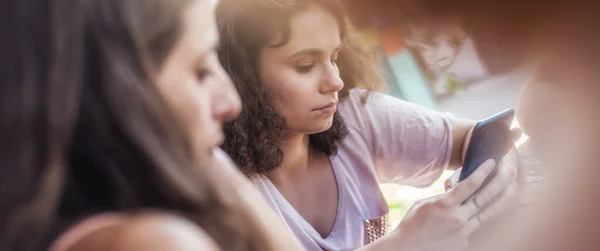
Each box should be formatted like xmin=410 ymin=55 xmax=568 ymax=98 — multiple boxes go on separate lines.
xmin=289 ymin=118 xmax=335 ymax=135
xmin=307 ymin=125 xmax=333 ymax=135
xmin=314 ymin=119 xmax=336 ymax=133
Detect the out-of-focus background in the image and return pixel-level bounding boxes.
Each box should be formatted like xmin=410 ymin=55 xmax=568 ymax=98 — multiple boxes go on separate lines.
xmin=354 ymin=25 xmax=530 ymax=228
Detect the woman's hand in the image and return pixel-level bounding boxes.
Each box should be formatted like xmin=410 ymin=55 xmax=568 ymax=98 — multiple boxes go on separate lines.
xmin=448 ymin=154 xmax=520 ymax=219
xmin=360 ymin=128 xmax=523 ymax=251
xmin=446 ymin=127 xmax=523 ymax=213
xmin=390 ymin=159 xmax=506 ymax=251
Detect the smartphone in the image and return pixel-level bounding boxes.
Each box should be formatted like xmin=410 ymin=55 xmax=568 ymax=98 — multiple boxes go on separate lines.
xmin=459 ymin=109 xmax=515 ymax=189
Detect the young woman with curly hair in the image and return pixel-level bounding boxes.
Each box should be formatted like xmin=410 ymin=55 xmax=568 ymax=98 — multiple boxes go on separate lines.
xmin=216 ymin=0 xmax=522 ymax=250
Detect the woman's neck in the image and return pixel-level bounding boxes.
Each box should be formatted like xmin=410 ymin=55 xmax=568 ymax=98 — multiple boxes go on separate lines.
xmin=277 ymin=132 xmax=311 ymax=173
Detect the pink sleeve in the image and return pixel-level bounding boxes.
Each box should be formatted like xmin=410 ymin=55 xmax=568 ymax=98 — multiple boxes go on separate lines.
xmin=339 ymin=89 xmax=453 ymax=187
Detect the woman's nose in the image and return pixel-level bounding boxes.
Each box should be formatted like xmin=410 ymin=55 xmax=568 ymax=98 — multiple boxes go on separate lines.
xmin=213 ymin=69 xmax=241 ymax=122
xmin=320 ymin=65 xmax=344 ymax=94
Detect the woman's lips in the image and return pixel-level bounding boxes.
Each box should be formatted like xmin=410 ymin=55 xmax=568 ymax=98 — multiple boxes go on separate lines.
xmin=314 ymin=102 xmax=337 ymax=115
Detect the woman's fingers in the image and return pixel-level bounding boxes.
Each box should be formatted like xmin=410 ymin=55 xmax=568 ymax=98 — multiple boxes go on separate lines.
xmin=459 ymin=183 xmax=518 ymax=238
xmin=447 ymin=159 xmax=496 ymax=205
xmin=510 ymin=127 xmax=523 ymax=144
xmin=445 ymin=169 xmax=461 ymax=191
xmin=473 ymin=160 xmax=516 ymax=207
xmin=462 ymin=214 xmax=483 ymax=237
xmin=460 ymin=196 xmax=481 ymax=220
xmin=476 ymin=182 xmax=519 ymax=223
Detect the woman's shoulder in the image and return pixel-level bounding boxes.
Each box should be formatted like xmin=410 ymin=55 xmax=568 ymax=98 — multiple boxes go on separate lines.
xmin=340 ymin=88 xmax=414 ymax=110
xmin=340 ymin=87 xmax=450 ymax=124
xmin=50 ymin=212 xmax=218 ymax=251
xmin=338 ymin=88 xmax=398 ymax=130
xmin=340 ymin=88 xmax=370 ymax=106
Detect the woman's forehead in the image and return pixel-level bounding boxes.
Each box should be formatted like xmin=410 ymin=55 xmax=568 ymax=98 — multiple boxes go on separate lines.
xmin=266 ymin=5 xmax=342 ymax=54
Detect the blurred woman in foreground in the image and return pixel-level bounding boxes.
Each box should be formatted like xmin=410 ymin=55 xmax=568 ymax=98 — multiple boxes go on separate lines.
xmin=0 ymin=0 xmax=303 ymax=250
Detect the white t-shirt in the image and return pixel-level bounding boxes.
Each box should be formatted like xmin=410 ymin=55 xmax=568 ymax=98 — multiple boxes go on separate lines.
xmin=252 ymin=89 xmax=454 ymax=251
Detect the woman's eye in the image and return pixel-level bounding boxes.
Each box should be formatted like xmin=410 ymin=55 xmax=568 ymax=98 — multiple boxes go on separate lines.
xmin=196 ymin=69 xmax=213 ymax=82
xmin=296 ymin=65 xmax=315 ymax=74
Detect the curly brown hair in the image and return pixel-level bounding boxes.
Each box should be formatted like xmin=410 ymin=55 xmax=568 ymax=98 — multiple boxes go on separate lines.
xmin=216 ymin=0 xmax=383 ymax=176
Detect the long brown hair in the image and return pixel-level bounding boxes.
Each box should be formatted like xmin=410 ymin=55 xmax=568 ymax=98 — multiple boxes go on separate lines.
xmin=0 ymin=0 xmax=272 ymax=250
xmin=217 ymin=0 xmax=384 ymax=176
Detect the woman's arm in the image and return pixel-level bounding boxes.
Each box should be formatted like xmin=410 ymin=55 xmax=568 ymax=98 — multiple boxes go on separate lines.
xmin=449 ymin=118 xmax=476 ymax=170
xmin=339 ymin=89 xmax=463 ymax=187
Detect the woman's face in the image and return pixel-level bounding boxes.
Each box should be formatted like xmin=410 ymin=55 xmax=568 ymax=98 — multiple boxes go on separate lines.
xmin=258 ymin=4 xmax=344 ymax=135
xmin=157 ymin=0 xmax=241 ymax=159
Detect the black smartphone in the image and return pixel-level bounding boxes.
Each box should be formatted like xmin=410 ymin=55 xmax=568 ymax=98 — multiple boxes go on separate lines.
xmin=459 ymin=109 xmax=515 ymax=188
